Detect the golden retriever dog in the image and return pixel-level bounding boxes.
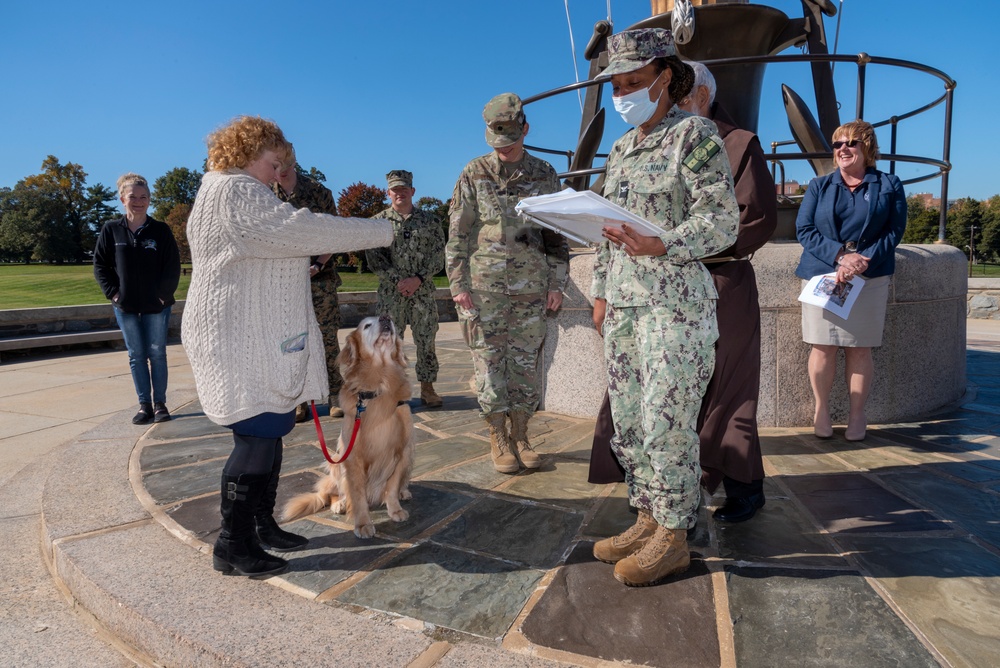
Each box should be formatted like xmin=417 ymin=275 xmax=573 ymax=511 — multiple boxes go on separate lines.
xmin=282 ymin=315 xmax=414 ymax=538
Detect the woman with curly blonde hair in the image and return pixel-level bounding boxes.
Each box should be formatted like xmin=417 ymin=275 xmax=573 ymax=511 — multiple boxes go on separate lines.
xmin=183 ymin=116 xmax=393 ymax=578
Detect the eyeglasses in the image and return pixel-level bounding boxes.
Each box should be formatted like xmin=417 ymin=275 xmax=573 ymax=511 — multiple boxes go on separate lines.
xmin=831 ymin=140 xmax=860 ymax=149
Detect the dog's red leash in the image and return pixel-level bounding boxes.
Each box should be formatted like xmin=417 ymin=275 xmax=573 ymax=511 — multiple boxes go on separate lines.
xmin=310 ymin=399 xmax=364 ymax=464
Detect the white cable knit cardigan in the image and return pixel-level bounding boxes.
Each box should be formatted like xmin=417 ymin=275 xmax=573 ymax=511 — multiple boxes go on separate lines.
xmin=181 ymin=170 xmax=393 ymax=426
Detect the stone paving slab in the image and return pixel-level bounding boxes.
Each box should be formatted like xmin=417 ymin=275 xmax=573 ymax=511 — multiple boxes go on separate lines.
xmin=432 ymin=496 xmax=583 ymax=569
xmin=337 ymin=542 xmax=546 ymax=640
xmin=521 ymin=542 xmax=720 ymax=667
xmin=837 ymin=536 xmax=1000 ymax=668
xmin=782 ymin=472 xmax=948 ymax=534
xmin=725 ymin=566 xmax=939 ymax=668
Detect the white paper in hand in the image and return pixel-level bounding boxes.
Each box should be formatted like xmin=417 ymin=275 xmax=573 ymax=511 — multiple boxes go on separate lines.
xmin=515 ymin=189 xmax=663 ymax=246
xmin=798 ymin=273 xmax=866 ymax=319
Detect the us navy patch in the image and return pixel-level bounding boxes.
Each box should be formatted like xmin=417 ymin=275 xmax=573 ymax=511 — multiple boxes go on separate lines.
xmin=682 ymin=137 xmax=722 ymax=173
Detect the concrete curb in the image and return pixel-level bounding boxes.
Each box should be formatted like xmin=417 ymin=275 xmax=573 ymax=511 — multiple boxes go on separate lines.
xmin=39 ymin=397 xmax=442 ymax=667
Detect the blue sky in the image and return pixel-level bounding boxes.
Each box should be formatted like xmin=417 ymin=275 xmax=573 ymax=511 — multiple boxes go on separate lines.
xmin=1 ymin=0 xmax=995 ymax=208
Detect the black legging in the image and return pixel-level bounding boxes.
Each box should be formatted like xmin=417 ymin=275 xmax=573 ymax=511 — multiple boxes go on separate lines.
xmin=223 ymin=434 xmax=282 ymax=477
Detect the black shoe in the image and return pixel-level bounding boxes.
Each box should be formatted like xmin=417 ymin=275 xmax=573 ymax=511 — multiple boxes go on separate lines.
xmin=712 ymin=492 xmax=766 ymax=523
xmin=153 ymin=402 xmax=171 ymax=423
xmin=132 ymin=403 xmax=153 ymax=425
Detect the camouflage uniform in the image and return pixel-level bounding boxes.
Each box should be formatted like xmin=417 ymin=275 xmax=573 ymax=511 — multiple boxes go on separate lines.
xmin=366 ymin=205 xmax=445 ymax=382
xmin=592 ymin=105 xmax=739 ymax=530
xmin=272 ymin=175 xmax=343 ymax=403
xmin=447 ymin=149 xmax=569 ymax=417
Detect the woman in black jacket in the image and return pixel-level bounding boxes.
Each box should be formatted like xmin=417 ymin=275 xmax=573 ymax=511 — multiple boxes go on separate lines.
xmin=94 ymin=173 xmax=181 ymax=424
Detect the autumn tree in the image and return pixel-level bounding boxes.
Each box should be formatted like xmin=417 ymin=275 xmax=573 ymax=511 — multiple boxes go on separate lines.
xmin=336 ymin=182 xmax=387 ymax=272
xmin=151 ymin=167 xmax=202 ymax=221
xmin=337 ymin=182 xmax=386 ymax=218
xmin=0 ymin=156 xmax=115 ymax=262
xmin=165 ymin=203 xmax=192 ymax=263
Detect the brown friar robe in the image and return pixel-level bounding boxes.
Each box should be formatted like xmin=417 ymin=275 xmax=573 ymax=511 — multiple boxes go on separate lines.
xmin=588 ymin=104 xmax=778 ymax=491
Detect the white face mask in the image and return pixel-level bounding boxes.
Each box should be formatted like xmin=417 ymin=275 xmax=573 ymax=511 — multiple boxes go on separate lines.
xmin=612 ymin=72 xmax=664 ymax=126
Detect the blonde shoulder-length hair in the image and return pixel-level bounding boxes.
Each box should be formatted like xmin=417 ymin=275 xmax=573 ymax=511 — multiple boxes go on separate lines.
xmin=833 ymin=119 xmax=880 ymax=168
xmin=206 ymin=116 xmax=293 ymax=172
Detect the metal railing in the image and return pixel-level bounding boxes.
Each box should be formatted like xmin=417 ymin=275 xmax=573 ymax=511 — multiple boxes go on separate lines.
xmin=523 ymin=51 xmax=956 ymax=241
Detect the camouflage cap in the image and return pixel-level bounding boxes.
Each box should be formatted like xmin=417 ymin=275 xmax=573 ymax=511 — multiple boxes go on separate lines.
xmin=386 ymin=170 xmax=413 ymax=188
xmin=483 ymin=93 xmax=526 ymax=148
xmin=604 ymin=28 xmax=676 ymax=77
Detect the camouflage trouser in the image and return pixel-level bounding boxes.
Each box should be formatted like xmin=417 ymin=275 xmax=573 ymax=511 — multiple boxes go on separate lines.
xmin=311 ymin=277 xmax=342 ymax=403
xmin=604 ymin=301 xmax=717 ymax=530
xmin=459 ymin=290 xmax=546 ymax=417
xmin=377 ymin=289 xmax=440 ymax=383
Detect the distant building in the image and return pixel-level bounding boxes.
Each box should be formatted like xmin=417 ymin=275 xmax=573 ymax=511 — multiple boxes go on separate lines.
xmin=912 ymin=192 xmax=941 ymax=209
xmin=776 ymin=180 xmax=802 ymax=196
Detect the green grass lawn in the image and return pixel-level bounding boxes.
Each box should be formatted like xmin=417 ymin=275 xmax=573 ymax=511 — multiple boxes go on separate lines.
xmin=0 ymin=263 xmax=448 ymax=309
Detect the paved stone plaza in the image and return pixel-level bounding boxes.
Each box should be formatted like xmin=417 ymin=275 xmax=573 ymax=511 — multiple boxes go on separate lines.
xmin=5 ymin=322 xmax=1000 ymax=666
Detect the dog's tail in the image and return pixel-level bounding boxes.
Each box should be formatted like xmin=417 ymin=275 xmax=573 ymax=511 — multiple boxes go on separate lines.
xmin=281 ymin=473 xmax=338 ymax=522
xmin=281 ymin=491 xmax=329 ymax=522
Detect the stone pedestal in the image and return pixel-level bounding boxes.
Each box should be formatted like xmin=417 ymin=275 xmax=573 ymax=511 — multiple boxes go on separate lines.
xmin=540 ymin=243 xmax=968 ymax=426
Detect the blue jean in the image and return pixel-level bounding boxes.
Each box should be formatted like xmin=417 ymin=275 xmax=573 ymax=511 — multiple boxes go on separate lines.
xmin=114 ymin=306 xmax=171 ymax=404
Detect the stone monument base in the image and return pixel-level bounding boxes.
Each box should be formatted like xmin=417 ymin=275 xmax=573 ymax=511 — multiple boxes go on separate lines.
xmin=540 ymin=243 xmax=968 ymax=427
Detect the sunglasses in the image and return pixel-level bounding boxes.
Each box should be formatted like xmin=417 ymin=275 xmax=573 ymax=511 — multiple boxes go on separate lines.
xmin=832 ymin=140 xmax=860 ymax=149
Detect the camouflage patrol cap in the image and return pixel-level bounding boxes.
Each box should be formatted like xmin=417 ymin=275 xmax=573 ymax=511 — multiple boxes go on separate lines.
xmin=604 ymin=28 xmax=677 ymax=77
xmin=483 ymin=93 xmax=526 ymax=148
xmin=386 ymin=170 xmax=413 ymax=188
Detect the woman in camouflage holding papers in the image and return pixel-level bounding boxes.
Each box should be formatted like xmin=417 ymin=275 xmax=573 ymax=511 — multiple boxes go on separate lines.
xmin=590 ymin=29 xmax=739 ymax=586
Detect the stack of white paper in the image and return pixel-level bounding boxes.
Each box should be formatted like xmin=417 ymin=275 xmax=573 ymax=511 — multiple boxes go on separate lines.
xmin=515 ymin=189 xmax=663 ymax=246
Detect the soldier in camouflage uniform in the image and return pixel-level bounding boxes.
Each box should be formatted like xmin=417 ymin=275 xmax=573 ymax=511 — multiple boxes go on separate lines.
xmin=273 ymin=160 xmax=345 ymax=419
xmin=366 ymin=170 xmax=446 ymax=407
xmin=590 ymin=29 xmax=739 ymax=587
xmin=447 ymin=93 xmax=569 ymax=474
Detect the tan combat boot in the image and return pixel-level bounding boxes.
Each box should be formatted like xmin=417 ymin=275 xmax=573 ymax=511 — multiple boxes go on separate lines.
xmin=294 ymin=402 xmax=310 ymax=423
xmin=509 ymin=410 xmax=541 ymax=469
xmin=593 ymin=508 xmax=657 ymax=563
xmin=420 ymin=382 xmax=443 ymax=408
xmin=613 ymin=524 xmax=690 ymax=587
xmin=486 ymin=413 xmax=519 ymax=473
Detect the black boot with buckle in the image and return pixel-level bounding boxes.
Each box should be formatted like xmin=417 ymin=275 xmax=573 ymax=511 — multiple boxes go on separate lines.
xmin=213 ymin=473 xmax=289 ymax=578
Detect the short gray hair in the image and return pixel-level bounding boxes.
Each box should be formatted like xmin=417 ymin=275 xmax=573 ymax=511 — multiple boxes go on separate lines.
xmin=686 ymin=61 xmax=717 ymax=105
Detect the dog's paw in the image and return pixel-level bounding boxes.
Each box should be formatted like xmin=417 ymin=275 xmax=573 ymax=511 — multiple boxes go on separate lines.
xmin=354 ymin=523 xmax=376 ymax=539
xmin=331 ymin=499 xmax=346 ymax=515
xmin=388 ymin=507 xmax=410 ymax=523
xmin=399 ymin=486 xmax=412 ymax=501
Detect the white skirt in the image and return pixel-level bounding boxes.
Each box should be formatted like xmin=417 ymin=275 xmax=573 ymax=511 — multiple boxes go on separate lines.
xmin=801 ymin=274 xmax=891 ymax=348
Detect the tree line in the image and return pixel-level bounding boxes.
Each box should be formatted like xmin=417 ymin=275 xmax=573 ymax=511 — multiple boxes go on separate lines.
xmin=3 ymin=155 xmax=994 ymax=266
xmin=0 ymin=156 xmax=449 ymax=270
xmin=903 ymin=194 xmax=1000 ymax=264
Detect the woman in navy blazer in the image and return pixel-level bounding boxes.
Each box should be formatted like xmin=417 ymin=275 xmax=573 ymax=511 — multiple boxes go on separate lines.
xmin=795 ymin=120 xmax=907 ymax=441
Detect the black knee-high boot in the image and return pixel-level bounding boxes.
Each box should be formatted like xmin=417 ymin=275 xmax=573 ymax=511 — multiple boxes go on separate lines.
xmin=255 ymin=440 xmax=308 ymax=552
xmin=213 ymin=473 xmax=288 ymax=577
